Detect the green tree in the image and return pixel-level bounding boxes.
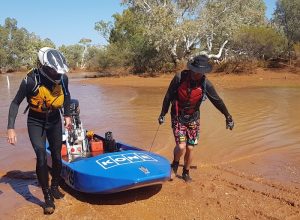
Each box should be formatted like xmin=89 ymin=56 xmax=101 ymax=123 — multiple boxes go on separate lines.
xmin=26 ymin=36 xmax=55 ymax=68
xmin=95 ymin=20 xmax=113 ymax=42
xmin=200 ymin=0 xmax=266 ymax=55
xmin=84 ymin=45 xmax=105 ymax=70
xmin=95 ymin=0 xmax=268 ymax=72
xmin=233 ymin=26 xmax=287 ymax=60
xmin=0 ymin=25 xmax=8 ymax=69
xmin=59 ymin=44 xmax=84 ymax=69
xmin=0 ymin=17 xmax=55 ymax=71
xmin=121 ymin=0 xmax=204 ymax=65
xmin=273 ymin=0 xmax=300 ymax=63
xmin=95 ymin=9 xmax=152 ymax=71
xmin=79 ymin=38 xmax=92 ymax=69
xmin=95 ymin=1 xmax=205 ymax=72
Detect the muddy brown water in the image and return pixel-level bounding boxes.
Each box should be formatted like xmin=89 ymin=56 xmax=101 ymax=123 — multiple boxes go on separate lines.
xmin=0 ymin=73 xmax=300 ymax=219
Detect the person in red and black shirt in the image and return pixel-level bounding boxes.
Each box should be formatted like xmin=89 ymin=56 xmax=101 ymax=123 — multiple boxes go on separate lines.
xmin=158 ymin=55 xmax=234 ymax=182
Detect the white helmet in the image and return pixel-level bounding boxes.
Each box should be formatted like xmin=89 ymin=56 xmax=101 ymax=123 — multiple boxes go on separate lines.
xmin=38 ymin=47 xmax=69 ymax=74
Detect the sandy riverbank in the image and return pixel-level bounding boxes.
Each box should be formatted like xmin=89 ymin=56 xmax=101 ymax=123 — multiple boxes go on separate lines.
xmin=81 ymin=68 xmax=300 ymax=89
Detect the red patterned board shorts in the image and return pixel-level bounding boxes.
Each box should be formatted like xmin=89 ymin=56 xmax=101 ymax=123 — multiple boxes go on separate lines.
xmin=171 ymin=117 xmax=200 ymax=146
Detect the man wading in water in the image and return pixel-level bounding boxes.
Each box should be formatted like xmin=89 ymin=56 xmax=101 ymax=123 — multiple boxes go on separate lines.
xmin=7 ymin=47 xmax=71 ymax=214
xmin=158 ymin=55 xmax=234 ymax=182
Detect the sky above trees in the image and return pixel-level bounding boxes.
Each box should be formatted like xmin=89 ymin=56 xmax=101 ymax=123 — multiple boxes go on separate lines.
xmin=0 ymin=0 xmax=276 ymax=47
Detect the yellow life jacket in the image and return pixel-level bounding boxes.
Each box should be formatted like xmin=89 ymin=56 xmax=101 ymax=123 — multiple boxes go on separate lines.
xmin=29 ymin=84 xmax=64 ymax=113
xmin=27 ymin=69 xmax=64 ymax=113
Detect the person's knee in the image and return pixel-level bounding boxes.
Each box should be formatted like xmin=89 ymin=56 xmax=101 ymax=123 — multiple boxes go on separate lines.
xmin=35 ymin=149 xmax=47 ymax=167
xmin=186 ymin=144 xmax=194 ymax=151
xmin=51 ymin=147 xmax=62 ymax=158
xmin=177 ymin=143 xmax=187 ymax=151
xmin=51 ymin=150 xmax=62 ymax=167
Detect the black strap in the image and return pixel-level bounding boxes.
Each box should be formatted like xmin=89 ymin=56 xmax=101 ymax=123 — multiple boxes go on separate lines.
xmin=23 ymin=105 xmax=30 ymax=114
xmin=194 ymin=78 xmax=207 ymax=110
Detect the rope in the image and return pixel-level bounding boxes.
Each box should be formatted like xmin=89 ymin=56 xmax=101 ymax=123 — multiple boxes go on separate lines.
xmin=148 ymin=124 xmax=160 ymax=152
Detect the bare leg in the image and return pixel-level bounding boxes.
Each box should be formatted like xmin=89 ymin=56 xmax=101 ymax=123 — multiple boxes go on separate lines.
xmin=182 ymin=145 xmax=194 ymax=182
xmin=173 ymin=142 xmax=186 ymax=162
xmin=184 ymin=145 xmax=194 ymax=170
xmin=171 ymin=143 xmax=186 ymax=179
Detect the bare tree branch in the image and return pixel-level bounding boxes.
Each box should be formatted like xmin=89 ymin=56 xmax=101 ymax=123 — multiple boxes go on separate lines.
xmin=207 ymin=40 xmax=228 ymax=58
xmin=200 ymin=40 xmax=228 ymax=59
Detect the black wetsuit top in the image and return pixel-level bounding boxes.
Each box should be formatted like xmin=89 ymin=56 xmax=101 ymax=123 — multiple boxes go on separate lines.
xmin=7 ymin=68 xmax=71 ymax=189
xmin=160 ymin=70 xmax=230 ymax=117
xmin=7 ymin=68 xmax=71 ymax=129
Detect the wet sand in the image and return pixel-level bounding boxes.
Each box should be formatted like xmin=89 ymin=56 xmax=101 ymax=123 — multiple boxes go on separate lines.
xmin=1 ymin=69 xmax=300 ymax=219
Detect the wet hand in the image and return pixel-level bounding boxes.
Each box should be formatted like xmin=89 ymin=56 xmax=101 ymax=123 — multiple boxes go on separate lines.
xmin=64 ymin=116 xmax=72 ymax=130
xmin=158 ymin=115 xmax=165 ymax=125
xmin=7 ymin=129 xmax=17 ymax=145
xmin=226 ymin=115 xmax=234 ymax=130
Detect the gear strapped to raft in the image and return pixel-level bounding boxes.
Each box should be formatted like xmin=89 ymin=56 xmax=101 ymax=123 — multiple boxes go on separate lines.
xmin=64 ymin=99 xmax=88 ymax=158
xmin=62 ymin=99 xmax=120 ymax=162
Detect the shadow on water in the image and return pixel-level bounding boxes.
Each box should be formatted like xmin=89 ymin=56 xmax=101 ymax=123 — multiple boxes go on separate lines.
xmin=60 ymin=181 xmax=162 ymax=205
xmin=0 ymin=170 xmax=43 ymax=207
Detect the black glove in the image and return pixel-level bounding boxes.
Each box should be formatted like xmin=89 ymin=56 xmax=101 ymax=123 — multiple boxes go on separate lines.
xmin=226 ymin=115 xmax=234 ymax=130
xmin=158 ymin=115 xmax=165 ymax=125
